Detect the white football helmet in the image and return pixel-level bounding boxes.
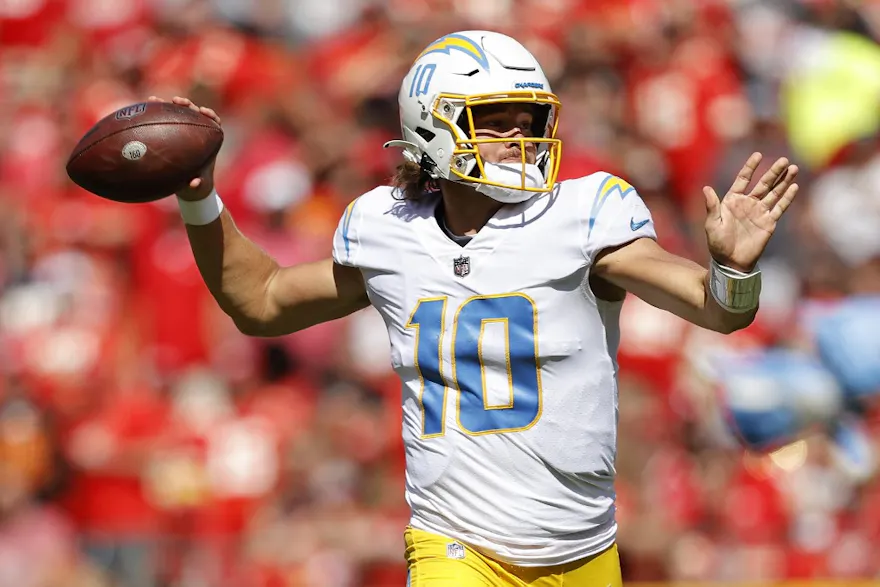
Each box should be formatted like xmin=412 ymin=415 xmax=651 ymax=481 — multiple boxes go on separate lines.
xmin=385 ymin=31 xmax=562 ymax=203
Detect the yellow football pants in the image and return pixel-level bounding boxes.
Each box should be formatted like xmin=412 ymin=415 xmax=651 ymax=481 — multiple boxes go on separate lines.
xmin=405 ymin=527 xmax=623 ymax=587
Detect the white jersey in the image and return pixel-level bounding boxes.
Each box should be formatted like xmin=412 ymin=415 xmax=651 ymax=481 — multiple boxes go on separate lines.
xmin=332 ymin=173 xmax=656 ymax=566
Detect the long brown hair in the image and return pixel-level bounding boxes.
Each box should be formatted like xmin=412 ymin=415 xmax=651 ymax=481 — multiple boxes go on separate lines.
xmin=391 ymin=160 xmax=438 ymax=201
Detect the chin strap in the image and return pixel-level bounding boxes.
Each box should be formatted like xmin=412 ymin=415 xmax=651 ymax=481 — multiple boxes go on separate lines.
xmin=536 ymin=149 xmax=550 ymax=175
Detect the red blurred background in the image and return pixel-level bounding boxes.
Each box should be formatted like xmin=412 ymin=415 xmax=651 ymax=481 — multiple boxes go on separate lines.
xmin=2 ymin=0 xmax=880 ymax=585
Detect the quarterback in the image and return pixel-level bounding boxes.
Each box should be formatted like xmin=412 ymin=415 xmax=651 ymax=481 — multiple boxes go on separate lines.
xmin=152 ymin=31 xmax=798 ymax=587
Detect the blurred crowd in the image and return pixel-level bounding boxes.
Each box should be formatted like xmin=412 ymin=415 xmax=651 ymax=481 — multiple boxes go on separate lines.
xmin=2 ymin=0 xmax=880 ymax=586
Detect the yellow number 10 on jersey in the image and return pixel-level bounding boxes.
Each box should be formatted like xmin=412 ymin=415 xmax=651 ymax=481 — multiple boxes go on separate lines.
xmin=405 ymin=293 xmax=543 ymax=437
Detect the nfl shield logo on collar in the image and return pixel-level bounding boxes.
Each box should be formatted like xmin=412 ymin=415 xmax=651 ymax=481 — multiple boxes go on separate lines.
xmin=453 ymin=255 xmax=470 ymax=277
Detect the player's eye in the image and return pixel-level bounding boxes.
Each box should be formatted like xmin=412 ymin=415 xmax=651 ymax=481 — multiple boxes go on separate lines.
xmin=481 ymin=118 xmax=530 ymax=134
xmin=476 ymin=115 xmax=505 ymax=128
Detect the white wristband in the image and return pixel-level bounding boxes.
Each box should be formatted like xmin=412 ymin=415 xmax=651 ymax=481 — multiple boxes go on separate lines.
xmin=709 ymin=258 xmax=762 ymax=313
xmin=177 ymin=189 xmax=224 ymax=226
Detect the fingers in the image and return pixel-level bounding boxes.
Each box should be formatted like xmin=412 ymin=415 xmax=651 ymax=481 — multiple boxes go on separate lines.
xmin=730 ymin=152 xmax=763 ymax=195
xmin=762 ymin=163 xmax=799 ymax=209
xmin=770 ymin=183 xmax=799 ymax=221
xmin=703 ymin=185 xmax=721 ymax=222
xmin=199 ymin=106 xmax=221 ymax=126
xmin=769 ymin=166 xmax=789 ymax=191
xmin=750 ymin=156 xmax=792 ymax=199
xmin=146 ymin=96 xmax=221 ymax=126
xmin=172 ymin=96 xmax=200 ymax=115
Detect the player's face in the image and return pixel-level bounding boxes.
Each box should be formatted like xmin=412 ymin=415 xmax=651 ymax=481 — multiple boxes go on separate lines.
xmin=469 ymin=104 xmax=538 ymax=165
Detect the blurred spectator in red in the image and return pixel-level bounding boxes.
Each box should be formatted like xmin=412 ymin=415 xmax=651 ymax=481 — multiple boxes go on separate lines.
xmin=1 ymin=1 xmax=880 ymax=585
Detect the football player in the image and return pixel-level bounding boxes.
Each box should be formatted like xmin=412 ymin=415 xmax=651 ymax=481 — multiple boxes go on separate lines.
xmin=151 ymin=30 xmax=798 ymax=587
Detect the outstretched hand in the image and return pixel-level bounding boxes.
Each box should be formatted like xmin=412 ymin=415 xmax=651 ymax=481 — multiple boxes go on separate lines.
xmin=704 ymin=152 xmax=799 ymax=273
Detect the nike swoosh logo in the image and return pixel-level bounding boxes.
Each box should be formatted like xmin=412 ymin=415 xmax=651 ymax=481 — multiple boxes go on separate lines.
xmin=630 ymin=218 xmax=650 ymax=231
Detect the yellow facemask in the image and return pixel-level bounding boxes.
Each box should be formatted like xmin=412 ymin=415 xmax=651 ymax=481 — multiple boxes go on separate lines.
xmin=430 ymin=90 xmax=563 ymax=193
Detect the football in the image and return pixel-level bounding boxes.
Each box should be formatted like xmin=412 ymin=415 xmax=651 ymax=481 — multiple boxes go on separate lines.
xmin=66 ymin=101 xmax=224 ymax=203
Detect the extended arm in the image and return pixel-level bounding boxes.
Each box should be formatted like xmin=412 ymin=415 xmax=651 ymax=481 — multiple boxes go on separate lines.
xmin=148 ymin=95 xmax=371 ymax=337
xmin=591 ymin=153 xmax=798 ymax=334
xmin=593 ymin=238 xmax=754 ymax=333
xmin=186 ymin=210 xmax=369 ymax=337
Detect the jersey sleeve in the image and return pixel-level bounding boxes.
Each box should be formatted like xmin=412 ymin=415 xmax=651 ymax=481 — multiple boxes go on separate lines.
xmin=580 ymin=173 xmax=657 ymax=262
xmin=332 ymin=196 xmax=364 ymax=267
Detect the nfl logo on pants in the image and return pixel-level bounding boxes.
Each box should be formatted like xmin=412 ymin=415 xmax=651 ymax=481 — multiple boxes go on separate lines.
xmin=446 ymin=542 xmax=466 ymax=559
xmin=453 ymin=255 xmax=470 ymax=277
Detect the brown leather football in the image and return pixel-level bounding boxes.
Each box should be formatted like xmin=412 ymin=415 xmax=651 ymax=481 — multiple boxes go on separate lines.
xmin=66 ymin=101 xmax=224 ymax=203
